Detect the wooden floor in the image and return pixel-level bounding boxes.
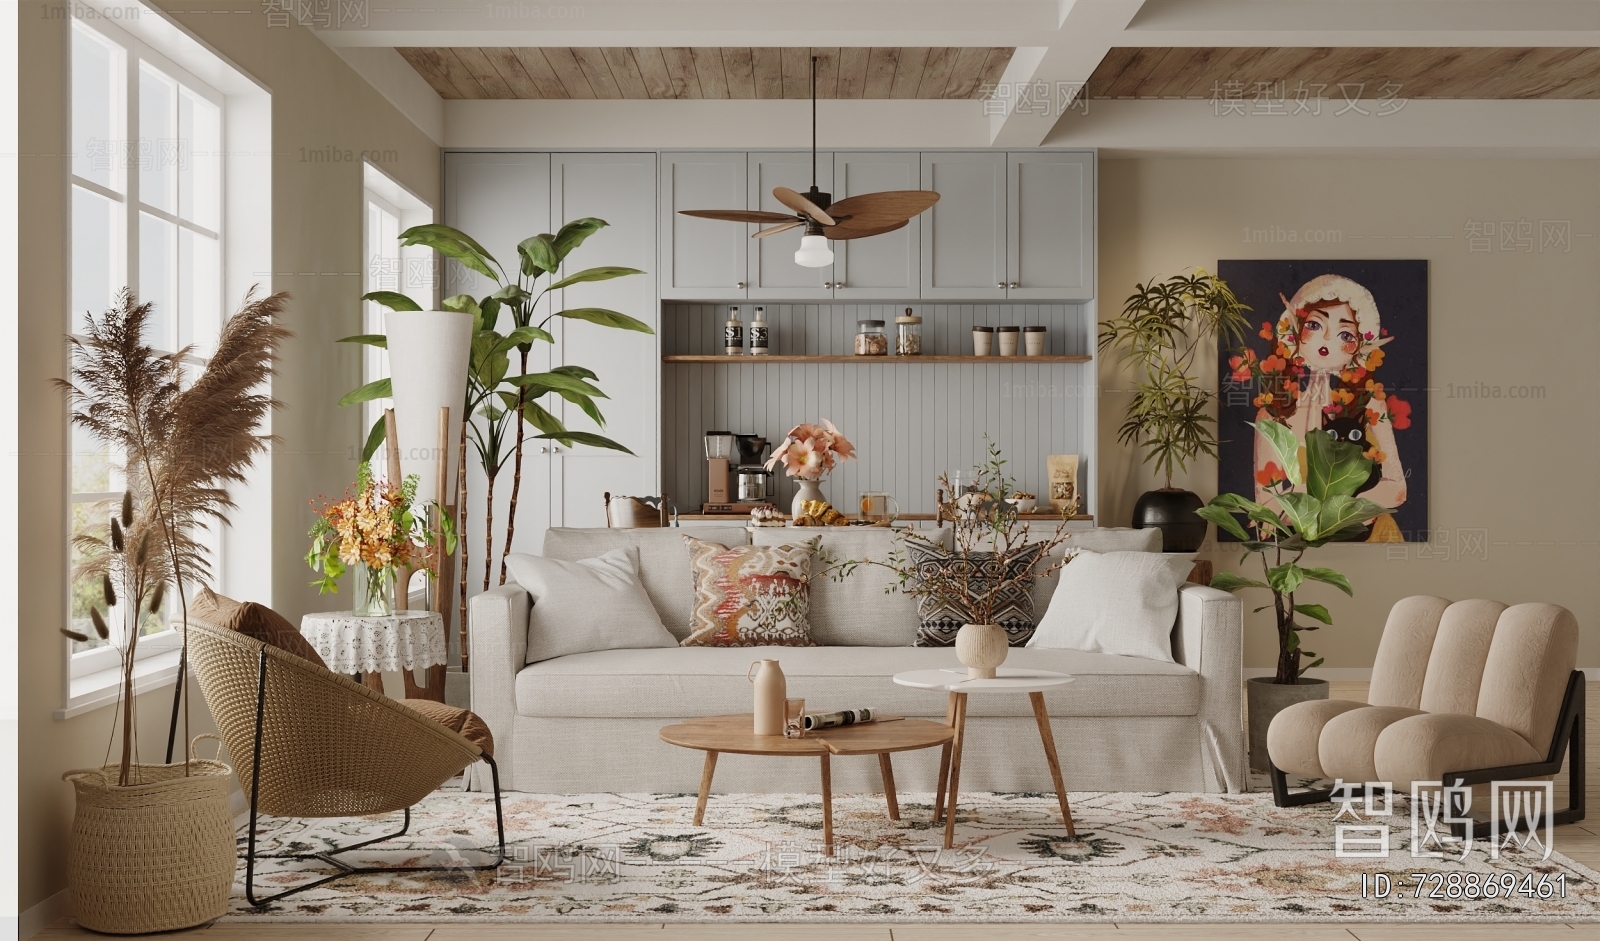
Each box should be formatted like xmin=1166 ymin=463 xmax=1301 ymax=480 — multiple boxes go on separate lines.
xmin=37 ymin=681 xmax=1600 ymax=941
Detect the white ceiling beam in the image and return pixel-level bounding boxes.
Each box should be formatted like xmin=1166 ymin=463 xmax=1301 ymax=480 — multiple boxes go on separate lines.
xmin=988 ymin=0 xmax=1146 ymax=148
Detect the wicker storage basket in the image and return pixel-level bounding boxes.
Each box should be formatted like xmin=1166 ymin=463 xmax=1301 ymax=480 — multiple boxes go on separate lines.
xmin=63 ymin=754 xmax=236 ymax=934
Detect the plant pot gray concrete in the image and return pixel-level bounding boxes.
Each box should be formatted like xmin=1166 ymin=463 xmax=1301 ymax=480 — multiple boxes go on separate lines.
xmin=1247 ymin=676 xmax=1330 ymax=773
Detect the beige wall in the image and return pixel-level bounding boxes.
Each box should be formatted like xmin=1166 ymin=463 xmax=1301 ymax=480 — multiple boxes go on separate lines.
xmin=1098 ymin=157 xmax=1600 ymax=671
xmin=15 ymin=2 xmax=439 ymax=913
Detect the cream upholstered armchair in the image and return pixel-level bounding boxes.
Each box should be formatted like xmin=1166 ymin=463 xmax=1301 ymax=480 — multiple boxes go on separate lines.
xmin=1267 ymin=596 xmax=1584 ymax=835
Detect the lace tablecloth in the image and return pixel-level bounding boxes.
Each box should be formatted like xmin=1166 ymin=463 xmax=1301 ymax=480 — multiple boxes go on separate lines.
xmin=299 ymin=610 xmax=448 ymax=675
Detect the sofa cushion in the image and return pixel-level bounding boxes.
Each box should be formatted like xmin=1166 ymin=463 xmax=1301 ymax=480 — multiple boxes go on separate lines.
xmin=189 ymin=589 xmax=327 ymax=669
xmin=506 ymin=547 xmax=677 ymax=663
xmin=682 ymin=536 xmax=817 ymax=647
xmin=515 ymin=645 xmax=1200 ymax=719
xmin=1030 ymin=527 xmax=1163 ymax=614
xmin=753 ymin=527 xmax=946 ymax=646
xmin=400 ymin=698 xmax=496 ymax=756
xmin=907 ymin=540 xmax=1044 ymax=647
xmin=541 ymin=527 xmax=749 ymax=641
xmin=1028 ymin=549 xmax=1197 ymax=662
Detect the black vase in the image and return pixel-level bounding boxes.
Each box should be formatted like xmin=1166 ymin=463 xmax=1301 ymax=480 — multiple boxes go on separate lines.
xmin=1132 ymin=489 xmax=1207 ymax=552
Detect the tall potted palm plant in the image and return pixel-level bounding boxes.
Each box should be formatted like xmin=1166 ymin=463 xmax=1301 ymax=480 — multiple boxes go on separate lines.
xmin=1099 ymin=269 xmax=1249 ymax=550
xmin=57 ymin=289 xmax=288 ymax=932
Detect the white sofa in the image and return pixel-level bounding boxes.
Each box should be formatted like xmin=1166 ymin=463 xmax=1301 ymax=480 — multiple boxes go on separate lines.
xmin=469 ymin=526 xmax=1246 ymax=795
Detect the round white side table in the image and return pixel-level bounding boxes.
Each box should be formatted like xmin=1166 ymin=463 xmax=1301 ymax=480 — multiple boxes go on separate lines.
xmin=300 ymin=610 xmax=448 ymax=702
xmin=894 ymin=666 xmax=1076 ymax=848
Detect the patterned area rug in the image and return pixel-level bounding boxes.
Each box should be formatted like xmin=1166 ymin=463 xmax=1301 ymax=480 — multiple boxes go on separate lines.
xmin=227 ymin=789 xmax=1600 ymax=923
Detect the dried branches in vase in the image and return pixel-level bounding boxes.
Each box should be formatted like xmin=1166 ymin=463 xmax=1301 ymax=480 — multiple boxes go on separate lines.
xmin=58 ymin=288 xmax=289 ymax=780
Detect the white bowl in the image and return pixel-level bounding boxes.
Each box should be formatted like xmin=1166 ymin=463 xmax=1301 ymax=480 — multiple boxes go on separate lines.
xmin=1007 ymin=497 xmax=1037 ymax=514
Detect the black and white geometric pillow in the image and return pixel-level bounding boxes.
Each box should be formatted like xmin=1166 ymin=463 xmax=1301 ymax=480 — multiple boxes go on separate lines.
xmin=906 ymin=541 xmax=1043 ymax=647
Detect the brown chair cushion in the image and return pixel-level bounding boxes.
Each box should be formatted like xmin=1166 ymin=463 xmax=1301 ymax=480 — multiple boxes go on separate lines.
xmin=189 ymin=589 xmax=327 ymax=670
xmin=401 ymin=699 xmax=495 ymax=756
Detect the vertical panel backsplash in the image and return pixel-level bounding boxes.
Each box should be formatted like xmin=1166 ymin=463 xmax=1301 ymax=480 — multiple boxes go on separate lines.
xmin=662 ymin=302 xmax=1095 ymax=516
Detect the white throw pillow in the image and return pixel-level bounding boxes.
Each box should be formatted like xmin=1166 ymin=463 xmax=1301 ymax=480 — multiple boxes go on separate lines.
xmin=1027 ymin=549 xmax=1196 ymax=662
xmin=506 ymin=547 xmax=677 ymax=663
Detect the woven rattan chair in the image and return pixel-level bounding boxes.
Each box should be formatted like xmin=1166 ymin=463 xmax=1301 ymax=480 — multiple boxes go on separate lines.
xmin=187 ymin=619 xmax=505 ymax=906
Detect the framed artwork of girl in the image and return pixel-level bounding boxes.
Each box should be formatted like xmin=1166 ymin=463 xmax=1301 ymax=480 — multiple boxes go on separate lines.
xmin=1217 ymin=261 xmax=1428 ymax=543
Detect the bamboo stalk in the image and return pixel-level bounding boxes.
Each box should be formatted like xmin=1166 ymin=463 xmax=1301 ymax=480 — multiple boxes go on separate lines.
xmin=500 ymin=347 xmax=530 ymax=586
xmin=384 ymin=409 xmax=409 ymax=612
xmin=457 ymin=419 xmax=470 ymax=671
xmin=433 ymin=406 xmax=448 ymax=615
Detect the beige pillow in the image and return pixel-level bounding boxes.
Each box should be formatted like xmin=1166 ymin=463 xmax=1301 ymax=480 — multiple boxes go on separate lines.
xmin=682 ymin=535 xmax=817 ymax=647
xmin=506 ymin=547 xmax=677 ymax=664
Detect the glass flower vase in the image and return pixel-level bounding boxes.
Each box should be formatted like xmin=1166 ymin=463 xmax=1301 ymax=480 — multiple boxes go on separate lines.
xmin=354 ymin=565 xmax=395 ymax=617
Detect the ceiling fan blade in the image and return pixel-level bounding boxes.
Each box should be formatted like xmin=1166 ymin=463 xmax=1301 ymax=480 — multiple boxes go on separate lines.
xmin=752 ymin=221 xmax=804 ymax=239
xmin=822 ymin=219 xmax=908 ymax=241
xmin=772 ymin=187 xmax=836 ymax=226
xmin=826 ymin=190 xmax=941 ymax=229
xmin=679 ymin=209 xmax=797 ymax=224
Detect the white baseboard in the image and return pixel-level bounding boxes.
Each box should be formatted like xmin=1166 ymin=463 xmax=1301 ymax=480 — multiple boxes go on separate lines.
xmin=1244 ymin=667 xmax=1600 ymax=681
xmin=18 ymin=888 xmax=70 ymax=940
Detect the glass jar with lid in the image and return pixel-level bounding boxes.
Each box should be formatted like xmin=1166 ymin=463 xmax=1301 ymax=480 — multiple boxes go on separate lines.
xmin=855 ymin=320 xmax=888 ymax=356
xmin=895 ymin=309 xmax=923 ymax=356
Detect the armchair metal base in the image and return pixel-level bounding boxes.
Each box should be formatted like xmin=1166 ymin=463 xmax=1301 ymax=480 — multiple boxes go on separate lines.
xmin=242 ymin=649 xmax=507 ymax=908
xmin=1267 ymin=671 xmax=1586 ymax=842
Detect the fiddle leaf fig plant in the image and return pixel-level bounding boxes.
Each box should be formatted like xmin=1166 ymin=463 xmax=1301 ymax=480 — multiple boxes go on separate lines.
xmin=1098 ymin=269 xmax=1250 ymax=489
xmin=1196 ymin=419 xmax=1388 ymax=684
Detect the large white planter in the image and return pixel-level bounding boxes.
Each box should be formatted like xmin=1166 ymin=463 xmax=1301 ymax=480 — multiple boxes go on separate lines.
xmin=385 ymin=310 xmax=473 ymax=504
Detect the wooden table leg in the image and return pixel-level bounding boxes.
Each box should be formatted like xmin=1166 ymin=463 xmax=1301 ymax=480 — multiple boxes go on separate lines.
xmin=942 ymin=692 xmax=968 ymax=850
xmin=933 ymin=691 xmax=957 ymax=823
xmin=878 ymin=753 xmax=900 ymax=821
xmin=359 ymin=672 xmax=385 ymax=695
xmin=820 ymin=752 xmax=834 ymax=856
xmin=694 ymin=751 xmax=718 ymax=826
xmin=1029 ymin=690 xmax=1075 ymax=835
xmin=401 ymin=664 xmax=448 ymax=703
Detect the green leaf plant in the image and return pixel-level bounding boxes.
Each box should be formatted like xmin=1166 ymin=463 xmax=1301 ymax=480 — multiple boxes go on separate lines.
xmin=1098 ymin=269 xmax=1250 ymax=490
xmin=1195 ymin=419 xmax=1389 ymax=684
xmin=351 ymin=220 xmax=652 ymax=666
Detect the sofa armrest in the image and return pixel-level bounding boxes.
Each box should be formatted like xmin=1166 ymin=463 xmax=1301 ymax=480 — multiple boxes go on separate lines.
xmin=1174 ymin=584 xmax=1247 ymax=792
xmin=466 ymin=584 xmax=529 ymax=791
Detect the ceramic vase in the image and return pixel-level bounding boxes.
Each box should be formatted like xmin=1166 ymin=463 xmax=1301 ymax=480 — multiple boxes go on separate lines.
xmin=748 ymin=659 xmax=787 ymax=735
xmin=791 ymin=478 xmax=825 ymax=518
xmin=955 ymin=623 xmax=1008 ymax=679
xmin=1247 ymin=676 xmax=1329 ymax=772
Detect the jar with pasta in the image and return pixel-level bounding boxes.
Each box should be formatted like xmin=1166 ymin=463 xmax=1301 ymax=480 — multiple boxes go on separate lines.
xmin=855 ymin=320 xmax=888 ymax=356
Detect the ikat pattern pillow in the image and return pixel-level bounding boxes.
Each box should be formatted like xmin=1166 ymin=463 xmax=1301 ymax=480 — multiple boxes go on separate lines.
xmin=907 ymin=541 xmax=1044 ymax=647
xmin=682 ymin=536 xmax=818 ymax=647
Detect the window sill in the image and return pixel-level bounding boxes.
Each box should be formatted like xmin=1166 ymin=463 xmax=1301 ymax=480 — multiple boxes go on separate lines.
xmin=55 ymin=649 xmax=183 ymax=720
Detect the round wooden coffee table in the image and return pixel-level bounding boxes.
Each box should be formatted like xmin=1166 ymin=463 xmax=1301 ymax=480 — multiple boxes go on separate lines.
xmin=659 ymin=714 xmax=954 ymax=855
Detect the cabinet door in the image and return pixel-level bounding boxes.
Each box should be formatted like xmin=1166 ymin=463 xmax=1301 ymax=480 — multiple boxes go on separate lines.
xmin=549 ymin=153 xmax=659 ymax=529
xmin=444 ymin=151 xmax=552 ymax=578
xmin=747 ymin=151 xmax=835 ymax=299
xmin=1008 ymin=151 xmax=1094 ymax=301
xmin=919 ymin=152 xmax=1007 ymax=300
xmin=660 ymin=152 xmax=747 ymax=300
xmin=832 ymin=152 xmax=920 ymax=300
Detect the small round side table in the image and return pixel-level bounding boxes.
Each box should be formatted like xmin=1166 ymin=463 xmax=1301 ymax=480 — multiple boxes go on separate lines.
xmin=299 ymin=610 xmax=449 ymax=702
xmin=893 ymin=667 xmax=1076 ymax=848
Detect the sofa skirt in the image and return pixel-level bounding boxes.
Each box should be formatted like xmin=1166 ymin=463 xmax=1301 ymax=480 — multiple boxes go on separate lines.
xmin=500 ymin=713 xmax=1221 ymax=794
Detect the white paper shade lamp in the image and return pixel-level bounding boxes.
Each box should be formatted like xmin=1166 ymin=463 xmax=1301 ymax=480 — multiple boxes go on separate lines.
xmin=384 ymin=310 xmax=473 ymax=506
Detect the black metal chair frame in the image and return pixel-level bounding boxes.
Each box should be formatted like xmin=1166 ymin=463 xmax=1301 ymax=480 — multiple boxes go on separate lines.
xmin=242 ymin=648 xmax=507 ymax=907
xmin=1269 ymin=670 xmax=1586 ymax=840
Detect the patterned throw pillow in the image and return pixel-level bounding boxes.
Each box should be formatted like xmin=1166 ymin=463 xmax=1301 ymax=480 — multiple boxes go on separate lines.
xmin=682 ymin=536 xmax=818 ymax=647
xmin=907 ymin=541 xmax=1044 ymax=647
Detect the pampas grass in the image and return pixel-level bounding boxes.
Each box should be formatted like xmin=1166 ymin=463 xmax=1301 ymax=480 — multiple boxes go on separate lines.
xmin=58 ymin=287 xmax=290 ymax=783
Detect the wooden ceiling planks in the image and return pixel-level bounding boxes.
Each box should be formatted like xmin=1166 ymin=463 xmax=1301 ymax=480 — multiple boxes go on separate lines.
xmin=1084 ymin=47 xmax=1600 ymax=99
xmin=400 ymin=47 xmax=1015 ymax=99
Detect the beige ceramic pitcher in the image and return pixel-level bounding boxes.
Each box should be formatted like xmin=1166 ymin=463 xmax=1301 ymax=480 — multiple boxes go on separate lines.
xmin=747 ymin=659 xmax=787 ymax=735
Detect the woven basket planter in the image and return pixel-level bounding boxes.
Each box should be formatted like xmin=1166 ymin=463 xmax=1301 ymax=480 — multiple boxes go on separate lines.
xmin=63 ymin=757 xmax=236 ymax=934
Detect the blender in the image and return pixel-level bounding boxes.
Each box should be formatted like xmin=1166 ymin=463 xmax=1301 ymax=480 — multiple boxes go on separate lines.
xmin=704 ymin=431 xmax=735 ymax=506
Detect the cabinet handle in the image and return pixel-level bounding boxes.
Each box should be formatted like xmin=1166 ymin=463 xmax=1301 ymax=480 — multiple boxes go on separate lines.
xmin=823 ymin=281 xmax=833 ymax=289
xmin=736 ymin=281 xmax=746 ymax=289
xmin=538 ymin=446 xmax=548 ymax=453
xmin=1010 ymin=281 xmax=1020 ymax=288
xmin=997 ymin=282 xmax=1006 ymax=289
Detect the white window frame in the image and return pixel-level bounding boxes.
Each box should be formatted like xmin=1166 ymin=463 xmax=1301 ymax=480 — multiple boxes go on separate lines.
xmin=361 ymin=162 xmax=436 ymax=446
xmin=63 ymin=11 xmax=229 ymax=709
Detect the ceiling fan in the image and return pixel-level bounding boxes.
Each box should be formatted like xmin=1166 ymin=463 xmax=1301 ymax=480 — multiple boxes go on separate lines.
xmin=679 ymin=56 xmax=940 ymax=268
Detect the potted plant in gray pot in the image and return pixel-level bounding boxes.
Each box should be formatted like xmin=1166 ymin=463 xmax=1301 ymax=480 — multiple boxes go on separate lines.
xmin=1099 ymin=269 xmax=1249 ymax=551
xmin=1195 ymin=419 xmax=1389 ymax=772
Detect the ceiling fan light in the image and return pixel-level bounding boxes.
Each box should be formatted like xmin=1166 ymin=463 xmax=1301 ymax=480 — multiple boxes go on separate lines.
xmin=795 ymin=234 xmax=833 ymax=268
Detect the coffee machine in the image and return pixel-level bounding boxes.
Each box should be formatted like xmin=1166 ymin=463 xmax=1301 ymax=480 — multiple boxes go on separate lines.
xmin=733 ymin=435 xmax=773 ymax=503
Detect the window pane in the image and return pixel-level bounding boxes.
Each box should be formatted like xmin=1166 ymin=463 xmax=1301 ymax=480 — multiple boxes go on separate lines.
xmin=71 ymin=27 xmax=118 ymax=190
xmin=139 ymin=66 xmax=177 ymax=214
xmin=178 ymin=229 xmax=219 ymax=353
xmin=72 ymin=186 xmax=117 ymax=333
xmin=70 ymin=423 xmax=112 ymax=494
xmin=69 ymin=503 xmax=112 ymax=654
xmin=139 ymin=212 xmax=175 ymax=349
xmin=178 ymin=90 xmax=219 ymax=230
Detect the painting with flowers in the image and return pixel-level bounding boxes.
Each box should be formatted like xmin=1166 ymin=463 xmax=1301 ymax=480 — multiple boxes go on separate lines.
xmin=1216 ymin=260 xmax=1427 ymax=542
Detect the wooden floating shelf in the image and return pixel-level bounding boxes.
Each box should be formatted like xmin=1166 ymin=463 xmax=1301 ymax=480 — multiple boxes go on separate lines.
xmin=662 ymin=354 xmax=1093 ymax=364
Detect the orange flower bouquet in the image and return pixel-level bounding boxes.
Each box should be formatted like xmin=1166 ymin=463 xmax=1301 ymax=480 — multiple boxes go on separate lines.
xmin=765 ymin=418 xmax=856 ymax=482
xmin=306 ymin=463 xmax=449 ymax=616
